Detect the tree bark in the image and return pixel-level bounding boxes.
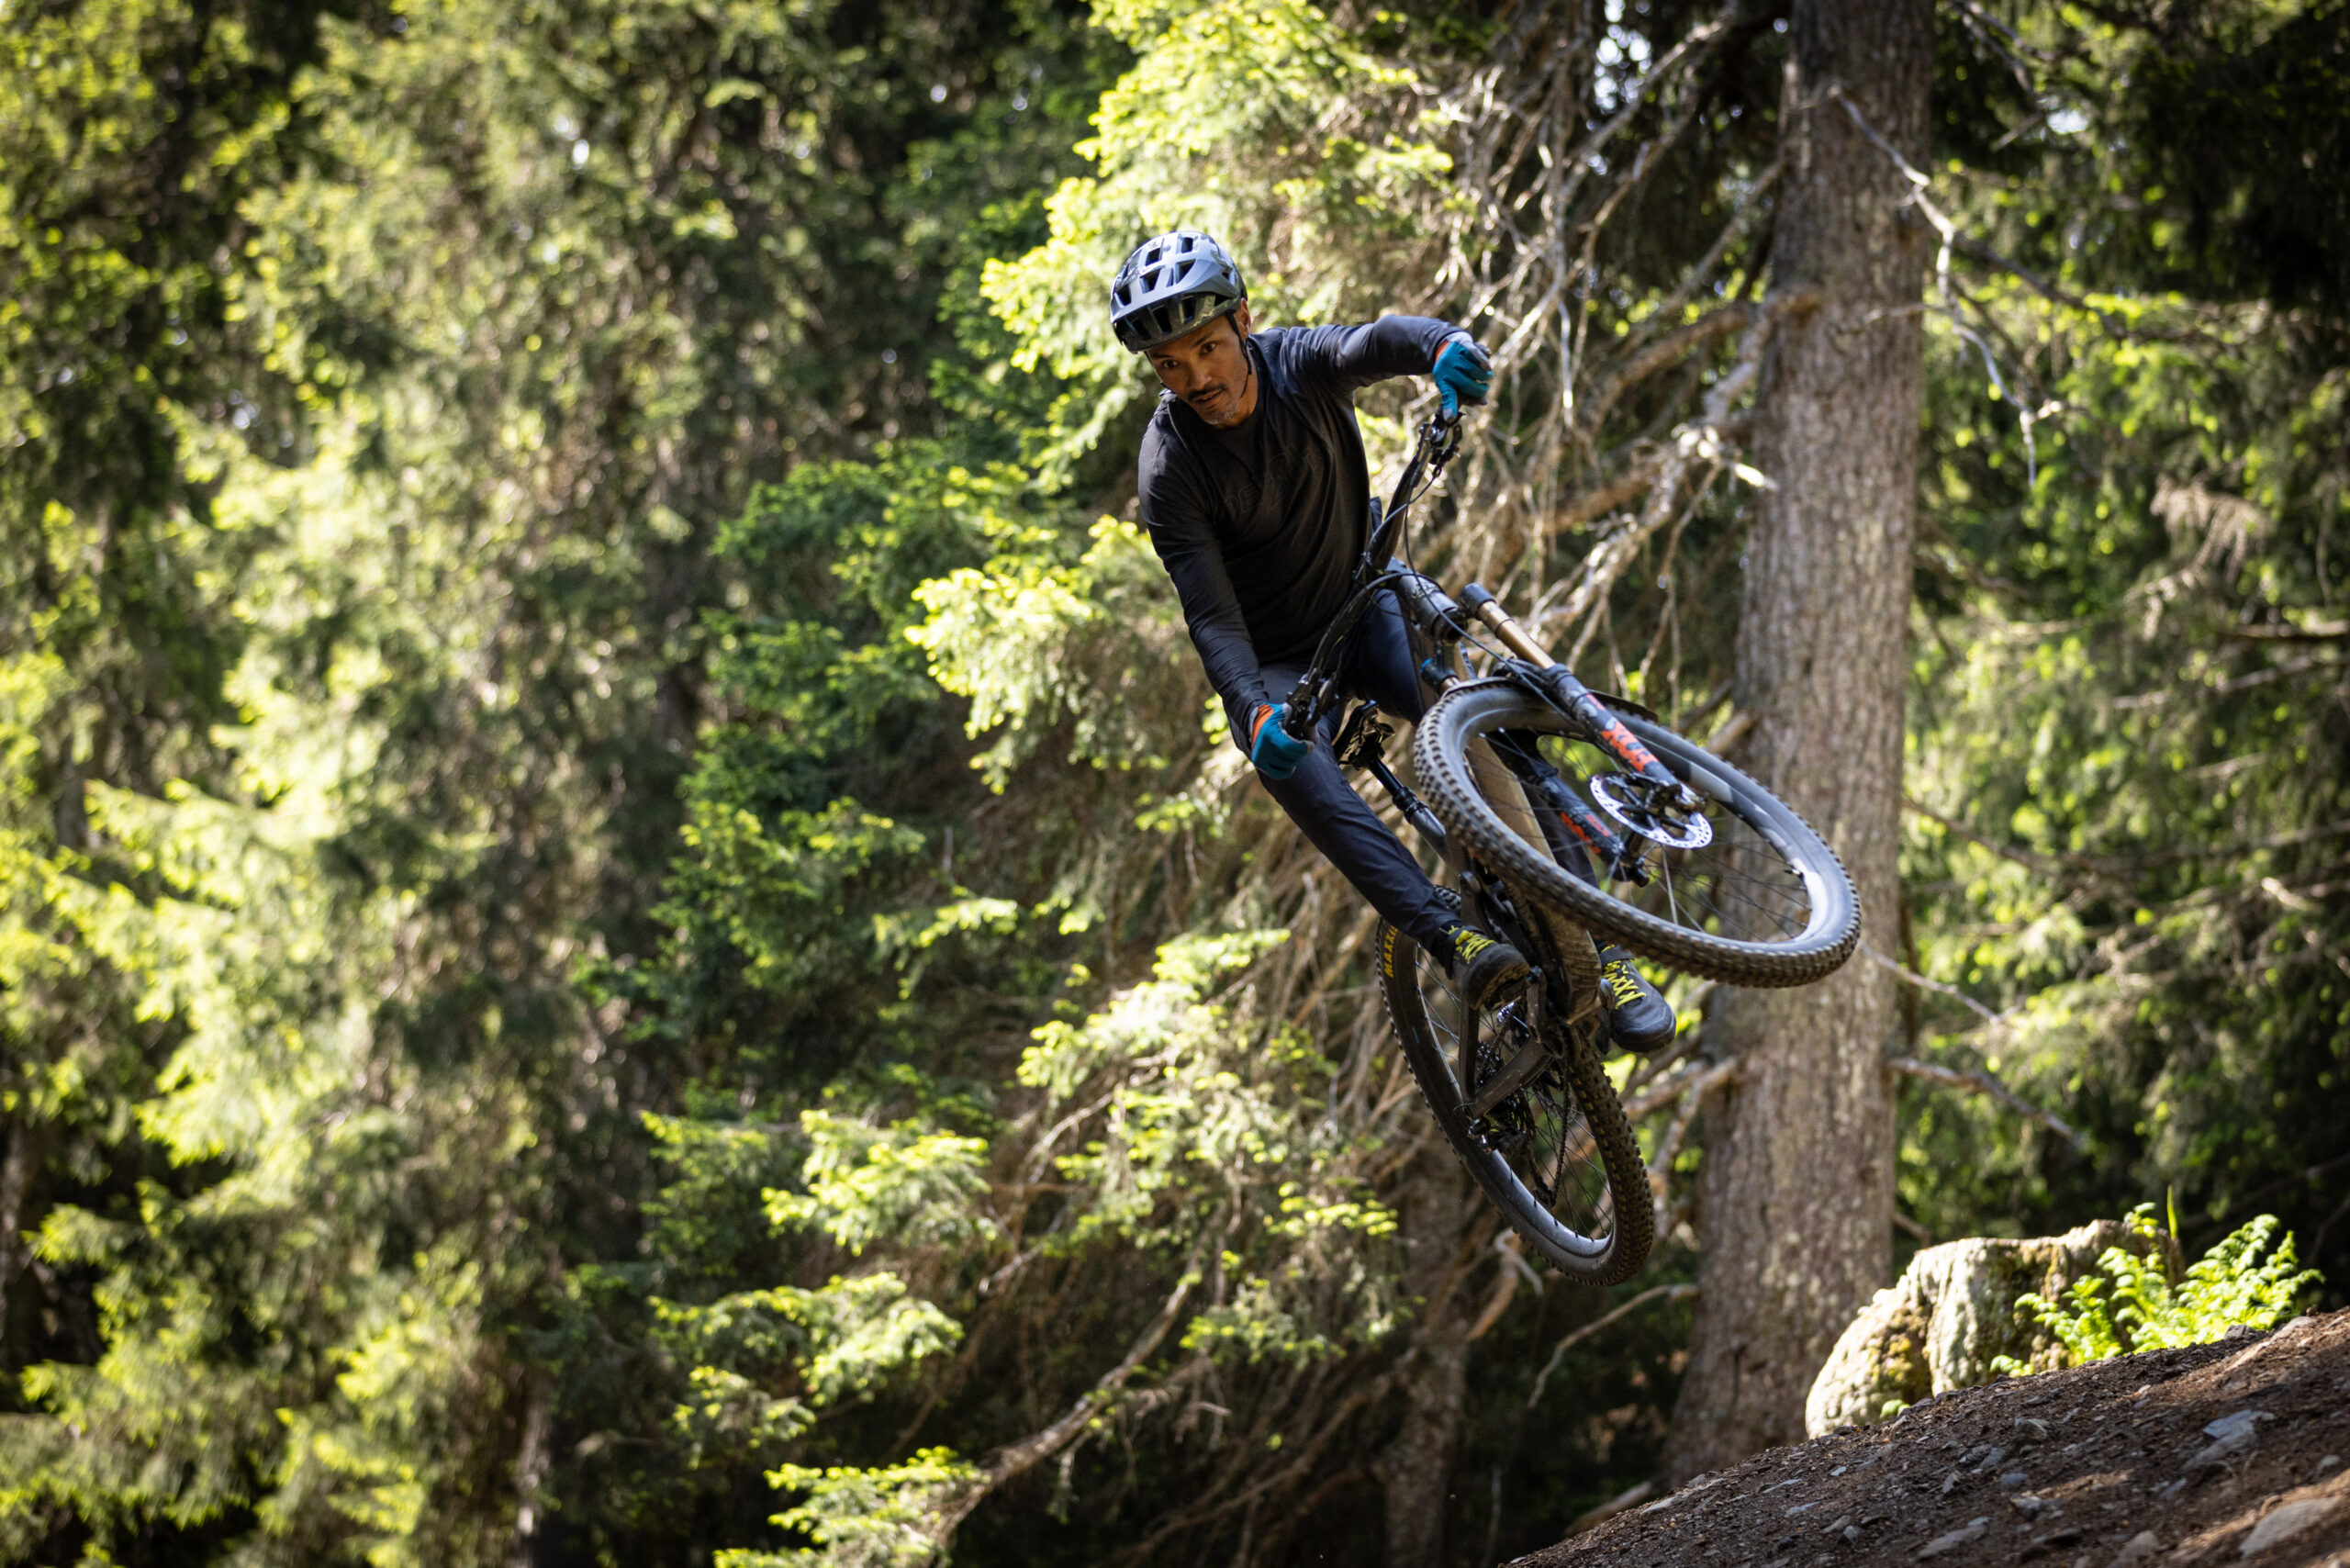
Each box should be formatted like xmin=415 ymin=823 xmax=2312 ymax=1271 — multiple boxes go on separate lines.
xmin=0 ymin=1121 xmax=33 ymax=1367
xmin=1374 ymin=1155 xmax=1477 ymax=1568
xmin=1663 ymin=0 xmax=1930 ymax=1482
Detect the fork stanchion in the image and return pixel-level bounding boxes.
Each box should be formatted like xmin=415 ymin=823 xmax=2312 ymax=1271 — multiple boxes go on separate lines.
xmin=1458 ymin=582 xmax=1556 ymax=668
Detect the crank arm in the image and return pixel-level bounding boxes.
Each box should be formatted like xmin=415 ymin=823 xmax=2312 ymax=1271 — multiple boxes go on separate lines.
xmin=1462 ymin=955 xmax=1549 ymax=1122
xmin=1465 ymin=1036 xmax=1551 ymax=1121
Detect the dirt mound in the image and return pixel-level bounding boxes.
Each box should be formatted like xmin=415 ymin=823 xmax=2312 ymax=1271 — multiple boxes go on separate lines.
xmin=1516 ymin=1309 xmax=2350 ymax=1568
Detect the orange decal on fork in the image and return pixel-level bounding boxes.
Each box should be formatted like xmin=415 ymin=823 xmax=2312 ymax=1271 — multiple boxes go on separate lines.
xmin=1597 ymin=719 xmax=1660 ymax=776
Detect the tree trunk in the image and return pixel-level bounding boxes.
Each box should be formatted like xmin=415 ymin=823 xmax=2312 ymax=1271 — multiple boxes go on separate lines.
xmin=1663 ymin=0 xmax=1930 ymax=1482
xmin=1375 ymin=1156 xmax=1477 ymax=1568
xmin=0 ymin=1121 xmax=34 ymax=1366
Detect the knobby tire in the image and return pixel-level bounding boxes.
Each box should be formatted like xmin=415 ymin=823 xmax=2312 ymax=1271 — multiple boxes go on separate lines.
xmin=1378 ymin=923 xmax=1653 ymax=1285
xmin=1412 ymin=679 xmax=1860 ymax=987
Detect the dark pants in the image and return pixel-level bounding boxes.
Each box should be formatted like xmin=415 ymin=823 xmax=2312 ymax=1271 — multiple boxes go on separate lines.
xmin=1232 ymin=594 xmax=1456 ymax=950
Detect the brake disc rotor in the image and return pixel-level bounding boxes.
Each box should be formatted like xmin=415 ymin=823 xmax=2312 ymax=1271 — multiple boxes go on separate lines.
xmin=1588 ymin=773 xmax=1713 ymax=849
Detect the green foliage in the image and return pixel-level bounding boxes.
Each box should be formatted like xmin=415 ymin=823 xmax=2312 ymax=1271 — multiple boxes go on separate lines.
xmin=1892 ymin=1 xmax=2350 ymax=1276
xmin=6 ymin=0 xmax=2348 ymax=1564
xmin=979 ymin=0 xmax=1447 ymax=471
xmin=722 ymin=1450 xmax=981 ymax=1568
xmin=2001 ymin=1204 xmax=2322 ymax=1367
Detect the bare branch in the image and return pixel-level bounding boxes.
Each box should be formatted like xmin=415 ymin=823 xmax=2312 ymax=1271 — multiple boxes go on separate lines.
xmin=1621 ymin=1055 xmax=1739 ymax=1123
xmin=1644 ymin=1058 xmax=1734 ymax=1232
xmin=1887 ymin=1055 xmax=2082 ymax=1149
xmin=1861 ymin=942 xmax=2005 ymax=1029
xmin=1582 ymin=303 xmax=1755 ymax=442
xmin=2215 ymin=620 xmax=2350 ymax=644
xmin=1527 ymin=1282 xmax=1700 ymax=1407
xmin=931 ymin=1235 xmax=1209 ymax=1542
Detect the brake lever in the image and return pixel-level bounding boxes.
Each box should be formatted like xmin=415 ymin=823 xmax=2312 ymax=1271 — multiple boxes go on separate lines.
xmin=1280 ymin=672 xmax=1319 ymax=739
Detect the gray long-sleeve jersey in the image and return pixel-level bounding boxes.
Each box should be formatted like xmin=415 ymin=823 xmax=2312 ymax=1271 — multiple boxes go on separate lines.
xmin=1136 ymin=315 xmax=1461 ymax=719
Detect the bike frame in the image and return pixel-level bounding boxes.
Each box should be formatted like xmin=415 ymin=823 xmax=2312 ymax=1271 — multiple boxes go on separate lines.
xmin=1269 ymin=409 xmax=1694 ymax=1105
xmin=1275 ymin=411 xmax=1696 ymax=843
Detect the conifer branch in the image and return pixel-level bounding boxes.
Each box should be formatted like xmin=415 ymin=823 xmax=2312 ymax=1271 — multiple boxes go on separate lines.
xmin=1886 ymin=1054 xmax=2082 ymax=1150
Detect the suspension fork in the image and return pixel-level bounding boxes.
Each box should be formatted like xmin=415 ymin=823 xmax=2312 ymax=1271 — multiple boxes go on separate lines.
xmin=1456 ymin=584 xmax=1694 ymax=802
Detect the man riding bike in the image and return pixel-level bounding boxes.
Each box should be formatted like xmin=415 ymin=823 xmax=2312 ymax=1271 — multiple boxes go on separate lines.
xmin=1113 ymin=230 xmax=1675 ymax=1051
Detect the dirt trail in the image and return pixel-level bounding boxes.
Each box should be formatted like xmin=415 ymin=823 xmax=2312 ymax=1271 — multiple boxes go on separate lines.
xmin=1516 ymin=1308 xmax=2350 ymax=1568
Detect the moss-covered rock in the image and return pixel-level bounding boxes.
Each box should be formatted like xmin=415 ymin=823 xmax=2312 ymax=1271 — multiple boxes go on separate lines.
xmin=1803 ymin=1220 xmax=2181 ymax=1435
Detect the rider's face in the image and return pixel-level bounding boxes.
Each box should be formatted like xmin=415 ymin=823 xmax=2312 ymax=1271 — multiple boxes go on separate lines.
xmin=1147 ymin=304 xmax=1257 ymax=428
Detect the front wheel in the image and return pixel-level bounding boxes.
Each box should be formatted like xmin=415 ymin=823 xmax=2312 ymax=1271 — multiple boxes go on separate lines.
xmin=1412 ymin=679 xmax=1860 ymax=987
xmin=1379 ymin=923 xmax=1652 ymax=1284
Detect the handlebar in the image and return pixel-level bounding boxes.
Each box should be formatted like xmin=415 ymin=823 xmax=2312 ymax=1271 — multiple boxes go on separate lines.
xmin=1274 ymin=409 xmax=1475 ymax=743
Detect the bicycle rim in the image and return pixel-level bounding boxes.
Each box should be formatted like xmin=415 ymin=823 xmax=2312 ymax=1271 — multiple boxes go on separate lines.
xmin=1413 ymin=680 xmax=1860 ymax=987
xmin=1379 ymin=924 xmax=1651 ymax=1284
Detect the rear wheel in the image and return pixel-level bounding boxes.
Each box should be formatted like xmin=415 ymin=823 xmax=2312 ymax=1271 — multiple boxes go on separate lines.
xmin=1378 ymin=923 xmax=1651 ymax=1283
xmin=1412 ymin=679 xmax=1860 ymax=987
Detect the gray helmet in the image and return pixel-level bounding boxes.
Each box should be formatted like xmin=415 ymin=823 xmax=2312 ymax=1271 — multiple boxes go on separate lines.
xmin=1109 ymin=230 xmax=1247 ymax=353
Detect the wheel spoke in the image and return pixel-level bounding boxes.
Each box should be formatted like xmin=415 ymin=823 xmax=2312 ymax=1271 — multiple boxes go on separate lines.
xmin=1427 ymin=950 xmax=1616 ymax=1248
xmin=1529 ymin=725 xmax=1820 ymax=947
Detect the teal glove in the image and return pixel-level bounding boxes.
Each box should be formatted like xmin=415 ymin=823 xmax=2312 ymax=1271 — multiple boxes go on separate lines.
xmin=1432 ymin=335 xmax=1493 ymax=415
xmin=1249 ymin=703 xmax=1311 ymax=781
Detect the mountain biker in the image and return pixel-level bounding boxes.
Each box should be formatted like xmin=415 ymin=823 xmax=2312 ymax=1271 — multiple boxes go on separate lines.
xmin=1113 ymin=230 xmax=1674 ymax=1052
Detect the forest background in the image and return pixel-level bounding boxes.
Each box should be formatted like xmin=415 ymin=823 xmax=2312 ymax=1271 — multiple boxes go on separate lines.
xmin=1 ymin=0 xmax=2345 ymax=1564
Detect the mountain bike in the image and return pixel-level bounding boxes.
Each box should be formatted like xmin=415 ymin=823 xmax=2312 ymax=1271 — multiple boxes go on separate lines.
xmin=1278 ymin=409 xmax=1860 ymax=1284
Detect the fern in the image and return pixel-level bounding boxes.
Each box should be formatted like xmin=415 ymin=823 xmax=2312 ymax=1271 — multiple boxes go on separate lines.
xmin=2002 ymin=1204 xmax=2322 ymax=1370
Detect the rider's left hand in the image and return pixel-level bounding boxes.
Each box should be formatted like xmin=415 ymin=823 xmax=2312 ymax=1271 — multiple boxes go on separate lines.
xmin=1432 ymin=335 xmax=1492 ymax=415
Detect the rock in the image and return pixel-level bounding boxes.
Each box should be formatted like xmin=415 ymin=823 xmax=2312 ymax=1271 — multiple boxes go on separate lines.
xmin=2238 ymin=1496 xmax=2340 ymax=1556
xmin=2187 ymin=1411 xmax=2275 ymax=1473
xmin=2109 ymin=1529 xmax=2163 ymax=1566
xmin=2015 ymin=1417 xmax=2052 ymax=1443
xmin=2215 ymin=1315 xmax=2322 ymax=1390
xmin=2207 ymin=1410 xmax=2275 ymax=1442
xmin=1807 ymin=1220 xmax=2179 ymax=1436
xmin=1916 ymin=1518 xmax=1990 ymax=1559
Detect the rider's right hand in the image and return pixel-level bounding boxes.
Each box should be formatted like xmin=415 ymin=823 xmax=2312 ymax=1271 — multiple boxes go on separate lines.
xmin=1249 ymin=703 xmax=1312 ymax=781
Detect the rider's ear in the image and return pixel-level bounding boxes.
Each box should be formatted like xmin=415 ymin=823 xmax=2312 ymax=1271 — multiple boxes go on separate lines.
xmin=1229 ymin=301 xmax=1252 ymax=340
